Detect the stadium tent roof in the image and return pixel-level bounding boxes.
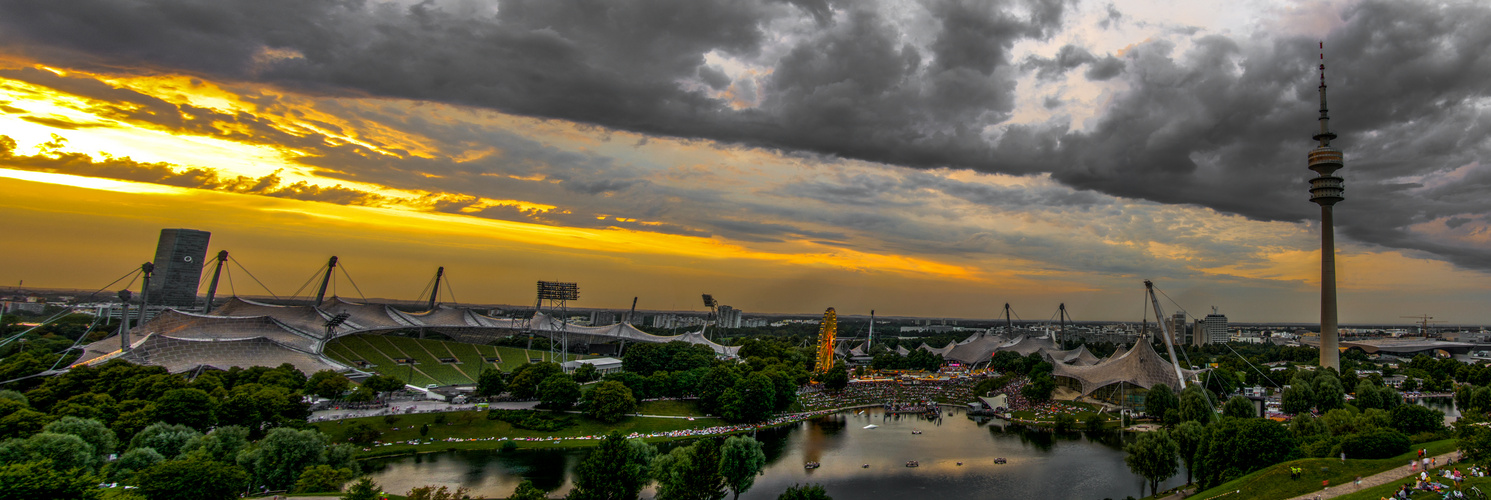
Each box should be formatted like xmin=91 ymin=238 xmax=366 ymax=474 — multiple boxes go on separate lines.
xmin=71 ymin=309 xmax=346 ymax=374
xmin=1051 ymin=337 xmax=1203 ymax=395
xmin=71 ymin=295 xmax=742 ymax=375
xmin=895 ymin=345 xmax=911 ymax=356
xmin=917 ymin=341 xmax=956 ymax=357
xmin=944 ymin=334 xmax=1009 ymax=365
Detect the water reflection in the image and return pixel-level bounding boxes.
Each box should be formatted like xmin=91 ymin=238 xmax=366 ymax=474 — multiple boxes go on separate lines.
xmin=366 ymin=407 xmax=1182 ymax=499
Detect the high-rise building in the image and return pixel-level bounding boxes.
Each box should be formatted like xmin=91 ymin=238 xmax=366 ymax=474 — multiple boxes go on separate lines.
xmin=147 ymin=229 xmax=211 ymax=307
xmin=716 ymin=305 xmax=742 ymax=329
xmin=1169 ymin=312 xmax=1189 ymax=345
xmin=1203 ymin=307 xmax=1228 ymax=344
xmin=1308 ymin=43 xmax=1345 ymax=371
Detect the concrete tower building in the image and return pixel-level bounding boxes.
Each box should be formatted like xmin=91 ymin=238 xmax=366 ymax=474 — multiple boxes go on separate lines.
xmin=1308 ymin=44 xmax=1345 ymax=371
xmin=147 ymin=229 xmax=211 ymax=307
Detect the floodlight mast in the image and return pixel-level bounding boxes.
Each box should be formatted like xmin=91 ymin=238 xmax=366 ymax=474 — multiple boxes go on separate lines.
xmin=1144 ymin=280 xmax=1187 ymax=390
xmin=536 ymin=281 xmax=580 ymax=363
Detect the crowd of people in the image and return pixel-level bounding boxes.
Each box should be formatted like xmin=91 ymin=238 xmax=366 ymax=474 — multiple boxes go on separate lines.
xmin=797 ymin=378 xmax=980 ymax=412
xmin=359 ymin=409 xmax=848 ymax=450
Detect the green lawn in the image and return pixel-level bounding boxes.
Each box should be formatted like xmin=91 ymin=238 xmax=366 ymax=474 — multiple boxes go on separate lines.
xmin=325 ymin=335 xmax=600 ymax=386
xmin=327 ymin=335 xmax=439 ymax=387
xmin=314 ymin=410 xmax=730 ymax=458
xmin=637 ymin=400 xmax=708 ymax=417
xmin=1190 ymin=439 xmax=1459 ymax=500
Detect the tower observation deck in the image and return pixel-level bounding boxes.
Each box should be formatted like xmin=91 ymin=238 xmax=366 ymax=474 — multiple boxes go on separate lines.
xmin=1310 ymin=42 xmax=1344 ymax=371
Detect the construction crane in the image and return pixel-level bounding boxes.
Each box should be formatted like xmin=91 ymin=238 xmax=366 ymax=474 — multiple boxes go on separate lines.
xmin=1400 ymin=315 xmax=1446 ymax=336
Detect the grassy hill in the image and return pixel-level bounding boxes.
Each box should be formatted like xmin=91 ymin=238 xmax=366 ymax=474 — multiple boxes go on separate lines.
xmin=323 ymin=334 xmax=576 ymax=386
xmin=1188 ymin=438 xmax=1458 ymax=500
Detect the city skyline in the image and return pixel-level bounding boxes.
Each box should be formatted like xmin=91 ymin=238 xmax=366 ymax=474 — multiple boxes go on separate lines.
xmin=1 ymin=0 xmax=1489 ymax=323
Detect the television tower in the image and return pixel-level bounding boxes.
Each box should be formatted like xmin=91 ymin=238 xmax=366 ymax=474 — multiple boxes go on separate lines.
xmin=1308 ymin=42 xmax=1345 ymax=371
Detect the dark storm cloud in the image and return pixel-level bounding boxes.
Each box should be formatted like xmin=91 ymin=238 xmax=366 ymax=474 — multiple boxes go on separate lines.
xmin=1 ymin=0 xmax=1488 ymax=268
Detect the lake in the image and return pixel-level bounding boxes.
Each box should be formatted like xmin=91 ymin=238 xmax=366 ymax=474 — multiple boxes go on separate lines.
xmin=365 ymin=407 xmax=1184 ymax=499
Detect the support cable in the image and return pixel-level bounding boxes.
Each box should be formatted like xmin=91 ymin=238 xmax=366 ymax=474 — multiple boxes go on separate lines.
xmin=47 ymin=315 xmax=104 ymax=371
xmin=229 ymin=256 xmax=281 ymax=300
xmin=286 ymin=264 xmax=325 ymax=301
xmin=337 ymin=265 xmax=368 ymax=303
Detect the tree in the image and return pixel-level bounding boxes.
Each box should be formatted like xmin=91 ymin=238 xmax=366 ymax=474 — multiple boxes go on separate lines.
xmin=361 ymin=374 xmax=407 ymax=394
xmin=1020 ymin=373 xmax=1057 ymax=402
xmin=420 ymin=423 xmax=430 ymax=437
xmin=244 ymin=427 xmax=329 ymax=490
xmin=477 ymin=367 xmax=508 ymax=397
xmin=0 ymin=459 xmax=102 ymax=500
xmin=776 ymin=484 xmax=831 ymax=500
xmin=1194 ymin=418 xmax=1297 ymax=488
xmin=817 ymin=363 xmax=849 ymax=392
xmin=573 ymin=364 xmax=600 ymax=383
xmin=296 ymin=464 xmax=355 ymax=493
xmin=698 ymin=367 xmax=742 ymax=415
xmin=511 ymin=480 xmax=549 ymax=500
xmin=511 ymin=363 xmax=564 ymax=400
xmin=719 ymin=436 xmax=767 ymax=500
xmin=1172 ymin=421 xmax=1205 ymax=485
xmin=1281 ymin=383 xmax=1315 ymax=415
xmin=133 ymin=458 xmax=248 ymax=500
xmin=653 ymin=438 xmax=725 ymax=500
xmin=585 ymin=381 xmax=638 ymax=423
xmin=1390 ymin=404 xmax=1444 ymax=435
xmin=1339 ymin=428 xmax=1410 ymax=459
xmin=723 ymin=373 xmax=777 ymax=423
xmin=111 ymin=446 xmax=165 ymax=481
xmin=1178 ymin=386 xmax=1212 ymax=424
xmin=151 ymin=388 xmax=216 ymax=430
xmin=344 ymin=421 xmax=381 ymax=446
xmin=42 ymin=416 xmax=116 ymax=459
xmin=568 ymin=431 xmax=655 ymax=500
xmin=539 ymin=374 xmax=582 ymax=411
xmin=130 ymin=422 xmax=202 ymax=459
xmin=183 ymin=425 xmax=251 ymax=463
xmin=1222 ymin=396 xmax=1256 ymax=418
xmin=1145 ymin=384 xmax=1178 ymax=421
xmin=1085 ymin=413 xmax=1106 ymax=432
xmin=308 ymin=370 xmax=353 ymax=399
xmin=22 ymin=432 xmax=97 ymax=471
xmin=342 ymin=477 xmax=381 ymax=500
xmin=1311 ymin=372 xmax=1346 ymax=411
xmin=1125 ymin=430 xmax=1179 ymax=497
xmin=407 ymin=485 xmax=472 ymax=500
xmin=1053 ymin=413 xmax=1077 ymax=433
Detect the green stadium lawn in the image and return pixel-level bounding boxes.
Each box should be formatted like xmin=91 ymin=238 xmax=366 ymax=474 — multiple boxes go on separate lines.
xmin=1189 ymin=439 xmax=1458 ymax=500
xmin=325 ymin=334 xmax=600 ymax=387
xmin=315 ymin=410 xmax=729 ymax=457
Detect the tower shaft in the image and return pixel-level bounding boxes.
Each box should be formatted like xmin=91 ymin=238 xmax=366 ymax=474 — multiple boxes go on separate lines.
xmin=1320 ymin=206 xmax=1340 ymax=370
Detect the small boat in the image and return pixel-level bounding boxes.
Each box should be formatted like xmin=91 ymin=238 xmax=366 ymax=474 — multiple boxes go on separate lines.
xmin=861 ymin=464 xmax=870 ymax=468
xmin=804 ymin=462 xmax=821 ymax=469
xmin=905 ymin=460 xmax=920 ymax=468
xmin=863 ymin=424 xmax=878 ymax=429
xmin=994 ymin=457 xmax=1007 ymax=464
xmin=956 ymin=462 xmax=963 ymax=466
xmin=911 ymin=430 xmax=922 ymax=435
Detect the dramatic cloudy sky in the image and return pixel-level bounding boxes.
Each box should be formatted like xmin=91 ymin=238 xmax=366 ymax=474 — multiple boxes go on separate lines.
xmin=0 ymin=0 xmax=1487 ymax=324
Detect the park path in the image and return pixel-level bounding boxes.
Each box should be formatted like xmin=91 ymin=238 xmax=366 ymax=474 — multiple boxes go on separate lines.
xmin=1281 ymin=451 xmax=1457 ymax=500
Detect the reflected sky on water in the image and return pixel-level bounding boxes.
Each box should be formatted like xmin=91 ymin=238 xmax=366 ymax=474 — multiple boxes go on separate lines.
xmin=366 ymin=407 xmax=1185 ymax=499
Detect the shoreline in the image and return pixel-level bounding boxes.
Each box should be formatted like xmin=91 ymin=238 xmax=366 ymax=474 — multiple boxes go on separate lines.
xmin=347 ymin=402 xmax=1107 ymax=460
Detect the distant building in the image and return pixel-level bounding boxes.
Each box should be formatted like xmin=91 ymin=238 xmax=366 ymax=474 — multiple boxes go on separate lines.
xmin=147 ymin=229 xmax=211 ymax=307
xmin=1202 ymin=307 xmax=1228 ymax=344
xmin=1168 ymin=312 xmax=1189 ymax=345
xmin=717 ymin=305 xmax=742 ymax=328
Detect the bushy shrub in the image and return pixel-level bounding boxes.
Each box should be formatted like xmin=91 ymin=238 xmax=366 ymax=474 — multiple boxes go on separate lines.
xmin=1340 ymin=428 xmax=1410 ymax=459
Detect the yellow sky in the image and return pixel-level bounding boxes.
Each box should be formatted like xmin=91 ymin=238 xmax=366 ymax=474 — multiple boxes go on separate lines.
xmin=2 ymin=56 xmax=1488 ymax=323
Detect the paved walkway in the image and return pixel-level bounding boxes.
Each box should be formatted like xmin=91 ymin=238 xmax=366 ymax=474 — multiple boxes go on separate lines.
xmin=1282 ymin=451 xmax=1458 ymax=500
